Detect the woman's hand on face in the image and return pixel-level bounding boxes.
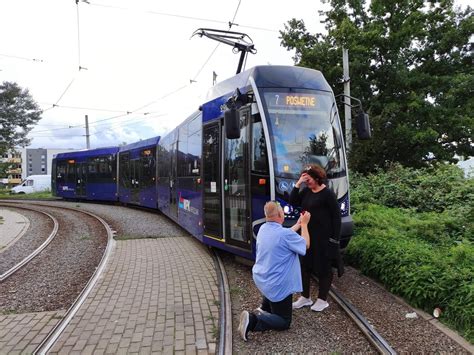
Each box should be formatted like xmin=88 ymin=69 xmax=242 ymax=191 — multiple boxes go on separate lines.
xmin=296 ymin=173 xmax=309 ymax=188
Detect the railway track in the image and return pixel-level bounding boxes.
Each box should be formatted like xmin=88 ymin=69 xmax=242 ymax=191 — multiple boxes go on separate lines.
xmin=0 ymin=201 xmax=114 ymax=354
xmin=0 ymin=204 xmax=59 ymax=282
xmin=33 ymin=206 xmax=115 ymax=355
xmin=213 ymin=250 xmax=233 ymax=355
xmin=325 ymin=278 xmax=397 ymax=354
xmin=2 ymin=201 xmax=467 ymax=353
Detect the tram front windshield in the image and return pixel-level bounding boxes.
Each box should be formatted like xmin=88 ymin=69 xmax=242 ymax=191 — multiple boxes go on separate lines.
xmin=262 ymin=90 xmax=345 ymax=179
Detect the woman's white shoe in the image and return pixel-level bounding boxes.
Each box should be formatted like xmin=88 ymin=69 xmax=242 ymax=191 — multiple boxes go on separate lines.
xmin=292 ymin=296 xmax=313 ymax=309
xmin=310 ymin=298 xmax=329 ymax=311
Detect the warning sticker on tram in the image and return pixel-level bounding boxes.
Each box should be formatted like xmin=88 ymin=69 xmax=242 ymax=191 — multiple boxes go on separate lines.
xmin=268 ymin=93 xmax=317 ymax=108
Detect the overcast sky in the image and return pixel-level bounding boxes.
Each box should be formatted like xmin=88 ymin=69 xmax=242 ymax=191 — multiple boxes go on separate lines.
xmin=0 ymin=0 xmax=469 ymax=151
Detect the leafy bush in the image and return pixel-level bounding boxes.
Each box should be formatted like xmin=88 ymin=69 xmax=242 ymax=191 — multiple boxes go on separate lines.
xmin=350 ymin=163 xmax=473 ymax=213
xmin=346 ymin=206 xmax=474 ymax=342
xmin=348 ymin=164 xmax=474 ymax=342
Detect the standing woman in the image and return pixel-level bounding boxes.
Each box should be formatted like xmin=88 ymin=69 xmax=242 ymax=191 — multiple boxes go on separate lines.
xmin=289 ymin=164 xmax=343 ymax=312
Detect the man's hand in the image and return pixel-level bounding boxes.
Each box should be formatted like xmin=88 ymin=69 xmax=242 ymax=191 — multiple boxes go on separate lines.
xmin=301 ymin=211 xmax=311 ymax=225
xmin=299 ymin=211 xmax=311 ymax=249
xmin=291 ymin=218 xmax=301 ymax=232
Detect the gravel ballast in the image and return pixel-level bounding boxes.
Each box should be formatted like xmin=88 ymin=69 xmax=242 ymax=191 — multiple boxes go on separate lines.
xmin=0 ymin=206 xmax=54 ymax=274
xmin=223 ymin=253 xmax=470 ymax=353
xmin=1 ymin=200 xmax=470 ymax=353
xmin=0 ymin=204 xmax=107 ymax=313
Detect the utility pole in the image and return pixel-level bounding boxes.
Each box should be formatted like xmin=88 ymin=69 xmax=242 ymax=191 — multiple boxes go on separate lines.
xmin=85 ymin=115 xmax=90 ymax=149
xmin=343 ymin=48 xmax=352 ymax=150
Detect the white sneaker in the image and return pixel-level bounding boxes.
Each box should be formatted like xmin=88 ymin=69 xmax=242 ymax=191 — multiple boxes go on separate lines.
xmin=311 ymin=298 xmax=329 ymax=312
xmin=254 ymin=307 xmax=269 ymax=315
xmin=292 ymin=296 xmax=313 ymax=309
xmin=238 ymin=311 xmax=250 ymax=341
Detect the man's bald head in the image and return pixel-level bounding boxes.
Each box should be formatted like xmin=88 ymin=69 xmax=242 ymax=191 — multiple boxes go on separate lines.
xmin=264 ymin=201 xmax=284 ymax=223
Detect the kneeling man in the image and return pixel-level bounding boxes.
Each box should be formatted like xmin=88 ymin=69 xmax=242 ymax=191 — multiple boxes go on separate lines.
xmin=238 ymin=201 xmax=310 ymax=341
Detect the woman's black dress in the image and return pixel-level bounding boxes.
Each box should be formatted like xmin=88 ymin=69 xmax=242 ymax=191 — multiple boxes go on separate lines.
xmin=289 ymin=186 xmax=343 ymax=276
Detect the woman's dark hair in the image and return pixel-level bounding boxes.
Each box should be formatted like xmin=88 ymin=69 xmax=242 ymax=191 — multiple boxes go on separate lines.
xmin=301 ymin=164 xmax=327 ymax=185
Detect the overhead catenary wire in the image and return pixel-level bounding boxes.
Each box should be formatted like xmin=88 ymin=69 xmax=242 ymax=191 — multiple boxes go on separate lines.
xmin=191 ymin=0 xmax=244 ymax=81
xmin=38 ymin=103 xmax=131 ymax=114
xmin=191 ymin=44 xmax=221 ymax=82
xmin=29 ymin=114 xmax=166 ymax=138
xmin=31 ymin=112 xmax=130 ymax=134
xmin=229 ymin=0 xmax=242 ymax=28
xmin=0 ymin=53 xmax=44 ymax=62
xmin=31 ymin=109 xmax=165 ymax=134
xmin=54 ymin=77 xmax=76 ymax=106
xmin=88 ymin=1 xmax=277 ymax=33
xmin=27 ymin=0 xmax=258 ymax=144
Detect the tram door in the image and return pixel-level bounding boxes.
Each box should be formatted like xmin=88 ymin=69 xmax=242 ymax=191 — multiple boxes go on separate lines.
xmin=130 ymin=159 xmax=140 ymax=204
xmin=51 ymin=159 xmax=57 ymax=195
xmin=169 ymin=142 xmax=178 ymax=220
xmin=76 ymin=162 xmax=87 ymax=198
xmin=223 ymin=107 xmax=251 ymax=248
xmin=202 ymin=122 xmax=222 ymax=238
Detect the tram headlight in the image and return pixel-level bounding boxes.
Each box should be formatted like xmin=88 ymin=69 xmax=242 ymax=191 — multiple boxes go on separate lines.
xmin=340 ymin=202 xmax=346 ymax=212
xmin=283 ymin=205 xmax=290 ymax=214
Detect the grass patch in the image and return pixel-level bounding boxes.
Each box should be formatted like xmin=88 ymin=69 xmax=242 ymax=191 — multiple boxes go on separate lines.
xmin=211 ymin=324 xmax=218 ymax=339
xmin=0 ymin=309 xmax=18 ymax=315
xmin=0 ymin=190 xmax=54 ymax=199
xmin=230 ymin=286 xmax=244 ymax=295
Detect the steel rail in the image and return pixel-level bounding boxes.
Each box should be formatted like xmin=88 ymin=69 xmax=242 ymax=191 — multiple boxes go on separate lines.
xmin=311 ymin=274 xmax=397 ymax=355
xmin=0 ymin=204 xmax=59 ymax=282
xmin=213 ymin=250 xmax=233 ymax=355
xmin=32 ymin=206 xmax=116 ymax=355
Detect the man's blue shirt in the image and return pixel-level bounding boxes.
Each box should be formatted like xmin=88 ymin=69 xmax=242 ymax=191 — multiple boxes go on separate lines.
xmin=252 ymin=221 xmax=307 ymax=302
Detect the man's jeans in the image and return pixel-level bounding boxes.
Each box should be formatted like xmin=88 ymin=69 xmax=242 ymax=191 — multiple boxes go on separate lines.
xmin=254 ymin=294 xmax=293 ymax=331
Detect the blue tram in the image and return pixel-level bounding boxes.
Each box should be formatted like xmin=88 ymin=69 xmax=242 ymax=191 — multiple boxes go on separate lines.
xmin=53 ymin=65 xmax=369 ymax=259
xmin=53 ymin=147 xmax=119 ymax=201
xmin=118 ymin=136 xmax=160 ymax=209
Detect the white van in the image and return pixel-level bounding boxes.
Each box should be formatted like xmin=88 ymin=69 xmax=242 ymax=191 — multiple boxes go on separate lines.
xmin=11 ymin=175 xmax=52 ymax=194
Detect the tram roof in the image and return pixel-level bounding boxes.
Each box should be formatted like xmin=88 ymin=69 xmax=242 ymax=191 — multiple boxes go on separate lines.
xmin=206 ymin=65 xmax=332 ymax=102
xmin=118 ymin=136 xmax=161 ymax=152
xmin=54 ymin=146 xmax=119 ymax=159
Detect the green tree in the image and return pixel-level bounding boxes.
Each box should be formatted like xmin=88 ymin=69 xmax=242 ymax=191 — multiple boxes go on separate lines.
xmin=0 ymin=82 xmax=42 ymax=155
xmin=0 ymin=162 xmax=10 ymax=178
xmin=280 ymin=0 xmax=473 ymax=173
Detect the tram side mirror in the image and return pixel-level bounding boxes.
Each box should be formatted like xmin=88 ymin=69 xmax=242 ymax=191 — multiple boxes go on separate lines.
xmin=356 ymin=112 xmax=371 ymax=140
xmin=225 ymin=108 xmax=241 ymax=139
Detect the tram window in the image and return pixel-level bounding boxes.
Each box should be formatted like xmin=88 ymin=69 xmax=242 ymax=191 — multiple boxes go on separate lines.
xmin=251 ymin=117 xmax=268 ymax=173
xmin=57 ymin=162 xmax=67 ymax=183
xmin=177 ymin=122 xmax=201 ymax=177
xmin=188 ymin=115 xmax=201 ymax=135
xmin=157 ymin=144 xmax=170 ymax=177
xmin=141 ymin=148 xmax=156 ymax=187
xmin=88 ymin=155 xmax=115 ymax=183
xmin=119 ymin=153 xmax=131 ymax=188
xmin=262 ymin=90 xmax=346 ymax=178
xmin=188 ymin=130 xmax=201 ymax=176
xmin=177 ymin=125 xmax=188 ymax=177
xmin=66 ymin=161 xmax=75 ymax=182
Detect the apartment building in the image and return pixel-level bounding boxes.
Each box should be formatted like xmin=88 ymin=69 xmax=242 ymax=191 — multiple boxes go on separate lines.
xmin=1 ymin=150 xmax=22 ymax=185
xmin=1 ymin=147 xmax=75 ymax=186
